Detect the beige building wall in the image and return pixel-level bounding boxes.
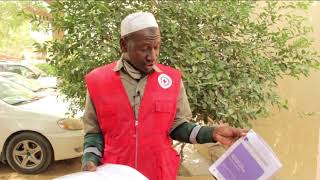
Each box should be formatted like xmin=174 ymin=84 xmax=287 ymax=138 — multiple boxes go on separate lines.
xmin=252 ymin=2 xmax=320 ymax=180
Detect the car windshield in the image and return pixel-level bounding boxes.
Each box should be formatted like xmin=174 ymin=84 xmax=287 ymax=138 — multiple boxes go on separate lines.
xmin=0 ymin=78 xmax=38 ymax=105
xmin=0 ymin=73 xmax=42 ymax=92
xmin=25 ymin=64 xmax=46 ymax=77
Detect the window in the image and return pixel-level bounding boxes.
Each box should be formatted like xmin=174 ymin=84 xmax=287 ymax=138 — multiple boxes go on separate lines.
xmin=6 ymin=65 xmax=37 ymax=78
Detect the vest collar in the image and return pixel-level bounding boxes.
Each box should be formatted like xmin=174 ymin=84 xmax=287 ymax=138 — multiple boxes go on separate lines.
xmin=112 ymin=58 xmax=163 ymax=78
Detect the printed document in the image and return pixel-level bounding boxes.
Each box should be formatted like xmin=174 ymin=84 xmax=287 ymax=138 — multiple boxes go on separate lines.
xmin=209 ymin=129 xmax=282 ymax=180
xmin=54 ymin=164 xmax=148 ymax=180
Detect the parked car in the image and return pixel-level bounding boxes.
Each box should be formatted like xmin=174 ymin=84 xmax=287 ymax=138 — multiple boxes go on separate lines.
xmin=0 ymin=72 xmax=55 ymax=96
xmin=0 ymin=61 xmax=57 ymax=88
xmin=0 ymin=72 xmax=43 ymax=91
xmin=0 ymin=77 xmax=83 ymax=174
xmin=0 ymin=61 xmax=44 ymax=79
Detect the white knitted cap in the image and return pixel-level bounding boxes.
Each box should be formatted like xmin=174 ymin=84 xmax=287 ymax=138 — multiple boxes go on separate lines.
xmin=121 ymin=12 xmax=158 ymax=37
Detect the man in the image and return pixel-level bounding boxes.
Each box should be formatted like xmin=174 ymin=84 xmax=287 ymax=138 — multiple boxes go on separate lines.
xmin=82 ymin=12 xmax=247 ymax=180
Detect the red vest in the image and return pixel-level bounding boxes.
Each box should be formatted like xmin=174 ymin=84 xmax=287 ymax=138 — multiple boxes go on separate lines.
xmin=85 ymin=62 xmax=181 ymax=180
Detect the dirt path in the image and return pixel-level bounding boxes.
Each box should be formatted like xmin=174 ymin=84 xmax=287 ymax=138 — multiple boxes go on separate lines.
xmin=0 ymin=158 xmax=213 ymax=180
xmin=0 ymin=158 xmax=81 ymax=180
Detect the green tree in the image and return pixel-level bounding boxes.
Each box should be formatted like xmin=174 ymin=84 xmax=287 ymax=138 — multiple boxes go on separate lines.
xmin=0 ymin=1 xmax=52 ymax=56
xmin=39 ymin=1 xmax=319 ymax=127
xmin=0 ymin=1 xmax=34 ymax=56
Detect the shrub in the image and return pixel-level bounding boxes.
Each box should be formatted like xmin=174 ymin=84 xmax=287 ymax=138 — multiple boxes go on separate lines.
xmin=38 ymin=1 xmax=319 ymax=127
xmin=34 ymin=63 xmax=56 ymax=76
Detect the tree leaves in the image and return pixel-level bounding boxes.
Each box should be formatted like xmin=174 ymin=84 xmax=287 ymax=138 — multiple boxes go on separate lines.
xmin=0 ymin=1 xmax=38 ymax=55
xmin=38 ymin=1 xmax=320 ymax=127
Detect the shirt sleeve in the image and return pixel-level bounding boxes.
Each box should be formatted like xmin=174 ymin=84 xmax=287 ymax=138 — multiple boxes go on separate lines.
xmin=169 ymin=80 xmax=215 ymax=144
xmin=170 ymin=122 xmax=216 ymax=144
xmin=82 ymin=133 xmax=103 ymax=167
xmin=83 ymin=90 xmax=101 ymax=134
xmin=169 ymin=80 xmax=193 ymax=132
xmin=82 ymin=90 xmax=103 ymax=167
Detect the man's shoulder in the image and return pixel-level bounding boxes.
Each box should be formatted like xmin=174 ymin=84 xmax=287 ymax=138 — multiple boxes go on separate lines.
xmin=87 ymin=61 xmax=117 ymax=75
xmin=85 ymin=61 xmax=118 ymax=84
xmin=156 ymin=63 xmax=180 ymax=74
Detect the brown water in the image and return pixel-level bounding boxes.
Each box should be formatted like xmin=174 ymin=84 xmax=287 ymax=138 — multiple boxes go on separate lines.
xmin=252 ymin=2 xmax=320 ymax=180
xmin=183 ymin=3 xmax=320 ymax=180
xmin=252 ymin=72 xmax=320 ymax=180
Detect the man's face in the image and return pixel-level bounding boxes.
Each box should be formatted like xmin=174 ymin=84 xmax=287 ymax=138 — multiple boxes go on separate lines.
xmin=121 ymin=27 xmax=161 ymax=74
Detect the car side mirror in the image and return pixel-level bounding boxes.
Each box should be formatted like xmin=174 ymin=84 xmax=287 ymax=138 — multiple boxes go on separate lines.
xmin=27 ymin=73 xmax=38 ymax=79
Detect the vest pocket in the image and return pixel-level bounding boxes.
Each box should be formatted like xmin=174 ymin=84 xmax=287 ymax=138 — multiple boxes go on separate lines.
xmin=154 ymin=101 xmax=174 ymax=132
xmin=103 ymin=148 xmax=118 ymax=164
xmin=155 ymin=147 xmax=180 ymax=180
xmin=155 ymin=100 xmax=174 ymax=113
xmin=98 ymin=105 xmax=117 ymax=133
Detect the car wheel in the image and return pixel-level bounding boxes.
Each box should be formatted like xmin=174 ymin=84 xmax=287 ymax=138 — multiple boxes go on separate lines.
xmin=5 ymin=132 xmax=53 ymax=174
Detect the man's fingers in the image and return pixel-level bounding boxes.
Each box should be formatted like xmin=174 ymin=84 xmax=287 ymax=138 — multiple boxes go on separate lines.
xmin=88 ymin=165 xmax=97 ymax=171
xmin=239 ymin=129 xmax=249 ymax=136
xmin=82 ymin=161 xmax=97 ymax=172
xmin=87 ymin=161 xmax=97 ymax=171
xmin=213 ymin=126 xmax=249 ymax=146
xmin=232 ymin=127 xmax=249 ymax=137
xmin=216 ymin=134 xmax=234 ymax=147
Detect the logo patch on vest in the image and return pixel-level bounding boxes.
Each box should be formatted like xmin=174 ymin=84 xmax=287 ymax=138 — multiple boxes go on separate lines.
xmin=158 ymin=73 xmax=172 ymax=89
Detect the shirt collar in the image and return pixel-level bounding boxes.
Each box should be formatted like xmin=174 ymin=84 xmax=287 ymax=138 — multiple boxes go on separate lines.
xmin=112 ymin=58 xmax=162 ymax=73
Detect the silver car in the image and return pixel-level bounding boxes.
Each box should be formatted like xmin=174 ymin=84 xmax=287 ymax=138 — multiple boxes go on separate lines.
xmin=0 ymin=61 xmax=57 ymax=88
xmin=0 ymin=77 xmax=83 ymax=174
xmin=0 ymin=72 xmax=56 ymax=96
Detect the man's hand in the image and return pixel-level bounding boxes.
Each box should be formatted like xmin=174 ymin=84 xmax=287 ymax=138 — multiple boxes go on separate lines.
xmin=82 ymin=161 xmax=97 ymax=171
xmin=213 ymin=125 xmax=248 ymax=148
